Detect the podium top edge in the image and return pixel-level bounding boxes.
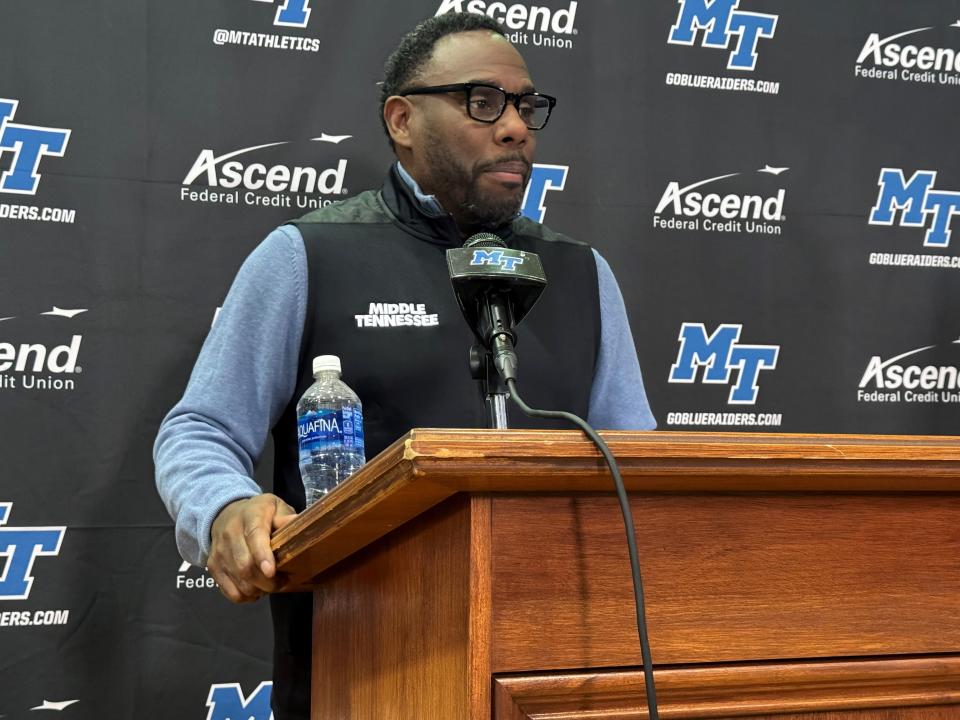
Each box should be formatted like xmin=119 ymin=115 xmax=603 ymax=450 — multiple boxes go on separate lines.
xmin=400 ymin=428 xmax=960 ymax=458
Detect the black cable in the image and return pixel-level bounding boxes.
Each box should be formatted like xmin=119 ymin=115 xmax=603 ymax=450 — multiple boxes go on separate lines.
xmin=505 ymin=377 xmax=660 ymax=719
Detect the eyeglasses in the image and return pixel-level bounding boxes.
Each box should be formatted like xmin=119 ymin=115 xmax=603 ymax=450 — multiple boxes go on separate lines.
xmin=399 ymin=83 xmax=556 ymax=130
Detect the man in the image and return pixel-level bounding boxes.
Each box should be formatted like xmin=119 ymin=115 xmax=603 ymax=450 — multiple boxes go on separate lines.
xmin=155 ymin=12 xmax=654 ymax=719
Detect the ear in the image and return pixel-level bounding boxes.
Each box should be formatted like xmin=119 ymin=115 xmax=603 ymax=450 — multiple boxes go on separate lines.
xmin=383 ymin=96 xmax=414 ymax=150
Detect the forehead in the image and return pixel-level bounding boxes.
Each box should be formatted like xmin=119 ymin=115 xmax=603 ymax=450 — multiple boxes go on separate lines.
xmin=419 ymin=31 xmax=533 ymax=89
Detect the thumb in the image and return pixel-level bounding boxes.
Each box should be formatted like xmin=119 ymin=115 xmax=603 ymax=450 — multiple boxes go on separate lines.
xmin=271 ymin=497 xmax=297 ymax=531
xmin=273 ymin=513 xmax=297 ymax=531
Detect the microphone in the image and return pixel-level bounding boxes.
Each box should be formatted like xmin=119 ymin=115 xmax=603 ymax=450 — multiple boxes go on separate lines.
xmin=446 ymin=233 xmax=547 ymax=381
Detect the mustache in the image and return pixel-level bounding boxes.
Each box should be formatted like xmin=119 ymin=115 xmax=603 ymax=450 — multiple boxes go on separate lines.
xmin=474 ymin=154 xmax=532 ymax=179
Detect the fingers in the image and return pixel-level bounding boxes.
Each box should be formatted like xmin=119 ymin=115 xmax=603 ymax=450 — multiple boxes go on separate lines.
xmin=209 ymin=565 xmax=261 ymax=604
xmin=208 ymin=495 xmax=298 ymax=603
xmin=246 ymin=495 xmax=297 ymax=578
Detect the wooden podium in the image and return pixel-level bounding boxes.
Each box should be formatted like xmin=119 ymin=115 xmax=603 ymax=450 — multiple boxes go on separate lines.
xmin=272 ymin=430 xmax=960 ymax=719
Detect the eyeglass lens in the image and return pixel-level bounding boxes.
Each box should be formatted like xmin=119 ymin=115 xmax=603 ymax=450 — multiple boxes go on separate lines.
xmin=468 ymin=86 xmax=551 ymax=128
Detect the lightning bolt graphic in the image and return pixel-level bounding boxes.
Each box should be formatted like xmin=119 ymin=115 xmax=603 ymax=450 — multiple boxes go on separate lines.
xmin=311 ymin=134 xmax=352 ymax=144
xmin=41 ymin=307 xmax=87 ymax=318
xmin=30 ymin=699 xmax=80 ymax=711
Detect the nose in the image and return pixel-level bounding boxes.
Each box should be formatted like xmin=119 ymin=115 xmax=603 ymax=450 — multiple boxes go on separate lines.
xmin=493 ymin=101 xmax=531 ymax=146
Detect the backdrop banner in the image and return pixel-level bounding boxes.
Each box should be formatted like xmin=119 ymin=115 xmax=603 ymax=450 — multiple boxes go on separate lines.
xmin=2 ymin=1 xmax=959 ymax=717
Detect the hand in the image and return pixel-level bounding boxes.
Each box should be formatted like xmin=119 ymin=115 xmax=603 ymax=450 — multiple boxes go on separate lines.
xmin=207 ymin=494 xmax=297 ymax=603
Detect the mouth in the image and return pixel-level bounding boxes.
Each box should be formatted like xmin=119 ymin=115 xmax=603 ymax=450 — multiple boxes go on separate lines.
xmin=481 ymin=160 xmax=530 ymax=187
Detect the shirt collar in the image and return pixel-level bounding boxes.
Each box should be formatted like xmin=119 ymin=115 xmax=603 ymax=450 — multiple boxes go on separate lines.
xmin=395 ymin=162 xmax=446 ymax=218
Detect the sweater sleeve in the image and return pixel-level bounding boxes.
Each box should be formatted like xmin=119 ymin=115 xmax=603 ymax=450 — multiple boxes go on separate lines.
xmin=153 ymin=226 xmax=308 ymax=566
xmin=587 ymin=249 xmax=657 ymax=430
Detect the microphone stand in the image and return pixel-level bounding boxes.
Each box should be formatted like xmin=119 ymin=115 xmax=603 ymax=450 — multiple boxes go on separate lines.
xmin=470 ymin=291 xmax=518 ymax=429
xmin=470 ymin=343 xmax=510 ymax=429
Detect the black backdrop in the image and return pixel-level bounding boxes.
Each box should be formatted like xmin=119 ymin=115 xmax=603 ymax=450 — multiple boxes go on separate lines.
xmin=2 ymin=1 xmax=960 ymax=717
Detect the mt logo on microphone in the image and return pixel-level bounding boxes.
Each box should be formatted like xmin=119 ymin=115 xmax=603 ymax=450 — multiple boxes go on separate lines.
xmin=470 ymin=249 xmax=525 ymax=271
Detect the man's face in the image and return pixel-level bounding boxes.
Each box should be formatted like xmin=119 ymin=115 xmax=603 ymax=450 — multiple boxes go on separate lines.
xmin=407 ymin=32 xmax=537 ymax=232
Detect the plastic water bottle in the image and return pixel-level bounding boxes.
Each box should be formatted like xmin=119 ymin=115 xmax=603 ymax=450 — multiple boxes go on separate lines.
xmin=296 ymin=355 xmax=365 ymax=506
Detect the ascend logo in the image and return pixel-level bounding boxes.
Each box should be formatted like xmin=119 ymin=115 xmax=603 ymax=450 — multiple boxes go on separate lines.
xmin=858 ymin=339 xmax=960 ymax=405
xmin=653 ymin=166 xmax=787 ymax=236
xmin=0 ymin=503 xmax=64 ymax=601
xmin=206 ymin=682 xmax=273 ymax=720
xmin=436 ymin=0 xmax=579 ymax=50
xmin=0 ymin=306 xmax=86 ymax=393
xmin=521 ymin=163 xmax=567 ymax=222
xmin=855 ymin=22 xmax=960 ymax=87
xmin=181 ymin=134 xmax=351 ymax=211
xmin=869 ymin=169 xmax=960 ymax=248
xmin=665 ymin=1 xmax=780 ymax=95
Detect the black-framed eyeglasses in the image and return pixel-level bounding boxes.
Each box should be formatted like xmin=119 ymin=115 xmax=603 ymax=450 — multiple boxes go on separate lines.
xmin=399 ymin=83 xmax=556 ymax=130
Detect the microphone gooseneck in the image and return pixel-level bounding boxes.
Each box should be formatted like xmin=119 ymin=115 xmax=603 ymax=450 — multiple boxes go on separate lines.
xmin=462 ymin=235 xmax=520 ymax=380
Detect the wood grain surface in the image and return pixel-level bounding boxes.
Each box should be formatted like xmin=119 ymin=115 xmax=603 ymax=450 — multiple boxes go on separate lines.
xmin=493 ymin=656 xmax=960 ymax=718
xmin=311 ymin=495 xmax=478 ymax=719
xmin=272 ymin=430 xmax=960 ymax=587
xmin=489 ymin=493 xmax=960 ymax=670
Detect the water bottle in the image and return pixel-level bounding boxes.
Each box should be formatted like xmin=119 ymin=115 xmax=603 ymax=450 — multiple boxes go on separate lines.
xmin=296 ymin=355 xmax=365 ymax=506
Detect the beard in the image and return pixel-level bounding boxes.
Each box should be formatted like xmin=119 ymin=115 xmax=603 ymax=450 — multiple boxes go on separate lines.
xmin=423 ymin=133 xmax=529 ymax=231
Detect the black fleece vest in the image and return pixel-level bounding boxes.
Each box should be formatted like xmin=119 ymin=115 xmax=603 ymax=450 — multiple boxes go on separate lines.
xmin=266 ymin=167 xmax=600 ymax=719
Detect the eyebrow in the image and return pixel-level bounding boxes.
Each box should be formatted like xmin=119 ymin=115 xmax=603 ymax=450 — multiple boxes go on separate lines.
xmin=468 ymin=79 xmax=538 ymax=93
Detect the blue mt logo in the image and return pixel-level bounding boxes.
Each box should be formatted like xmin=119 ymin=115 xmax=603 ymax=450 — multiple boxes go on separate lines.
xmin=0 ymin=503 xmax=66 ymax=600
xmin=669 ymin=323 xmax=779 ymax=404
xmin=252 ymin=0 xmax=311 ymax=28
xmin=206 ymin=682 xmax=273 ymax=720
xmin=869 ymin=168 xmax=960 ymax=248
xmin=521 ymin=163 xmax=568 ymax=222
xmin=0 ymin=99 xmax=71 ymax=196
xmin=668 ymin=0 xmax=778 ymax=71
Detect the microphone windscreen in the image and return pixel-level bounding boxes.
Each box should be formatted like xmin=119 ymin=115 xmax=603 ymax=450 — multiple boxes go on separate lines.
xmin=463 ymin=232 xmax=506 ymax=249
